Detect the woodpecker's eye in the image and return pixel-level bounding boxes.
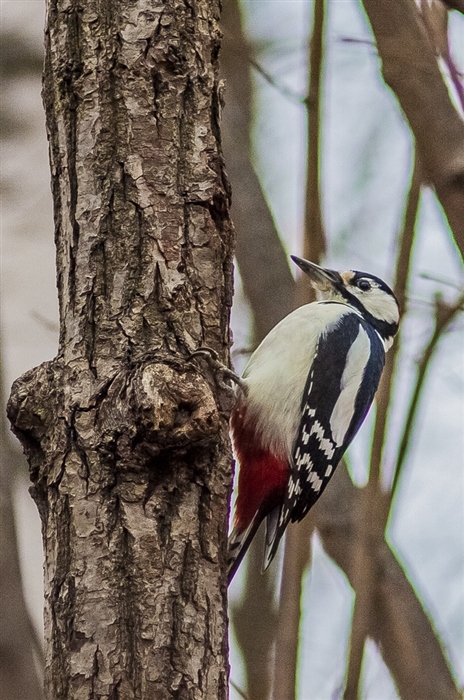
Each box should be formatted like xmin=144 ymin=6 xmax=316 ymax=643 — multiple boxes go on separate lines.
xmin=357 ymin=279 xmax=371 ymax=291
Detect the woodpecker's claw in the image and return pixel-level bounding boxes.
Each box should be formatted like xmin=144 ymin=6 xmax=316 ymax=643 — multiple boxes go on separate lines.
xmin=188 ymin=347 xmax=246 ymax=395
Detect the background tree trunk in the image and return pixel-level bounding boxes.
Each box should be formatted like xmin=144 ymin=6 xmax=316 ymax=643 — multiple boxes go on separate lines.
xmin=0 ymin=367 xmax=43 ymax=700
xmin=7 ymin=1 xmax=234 ymax=698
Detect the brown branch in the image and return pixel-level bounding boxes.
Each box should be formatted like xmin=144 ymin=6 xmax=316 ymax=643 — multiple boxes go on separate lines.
xmin=221 ymin=3 xmax=284 ymax=698
xmin=0 ymin=355 xmax=43 ymax=700
xmin=343 ymin=158 xmax=421 ymax=699
xmin=273 ymin=4 xmax=327 ymax=698
xmin=390 ymin=289 xmax=464 ymax=501
xmin=272 ymin=517 xmax=314 ymax=700
xmin=442 ymin=0 xmax=464 ymax=14
xmin=231 ymin=530 xmax=278 ymax=700
xmin=361 ymin=0 xmax=464 ymax=258
xmin=313 ymin=466 xmax=461 ymax=700
xmin=247 ymin=54 xmax=306 ymax=105
xmin=421 ymin=0 xmax=464 ymax=113
xmin=221 ymin=4 xmax=295 ymax=343
xmin=303 ymin=0 xmax=327 ymax=266
xmin=221 ymin=27 xmax=306 ymax=105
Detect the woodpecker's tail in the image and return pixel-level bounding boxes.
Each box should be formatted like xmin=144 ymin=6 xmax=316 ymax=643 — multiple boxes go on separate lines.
xmin=227 ymin=515 xmax=263 ymax=585
xmin=262 ymin=505 xmax=285 ymax=572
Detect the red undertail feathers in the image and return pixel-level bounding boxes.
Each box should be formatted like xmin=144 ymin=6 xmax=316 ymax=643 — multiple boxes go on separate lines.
xmin=228 ymin=403 xmax=288 ymax=583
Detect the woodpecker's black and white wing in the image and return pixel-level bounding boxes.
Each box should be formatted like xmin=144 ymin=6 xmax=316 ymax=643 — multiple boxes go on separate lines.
xmin=264 ymin=310 xmax=385 ymax=568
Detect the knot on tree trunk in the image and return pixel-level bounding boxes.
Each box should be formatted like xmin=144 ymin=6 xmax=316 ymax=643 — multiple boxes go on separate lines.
xmin=7 ymin=354 xmax=224 ymax=490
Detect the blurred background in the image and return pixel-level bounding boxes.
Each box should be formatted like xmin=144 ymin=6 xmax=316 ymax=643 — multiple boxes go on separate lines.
xmin=1 ymin=1 xmax=463 ymax=699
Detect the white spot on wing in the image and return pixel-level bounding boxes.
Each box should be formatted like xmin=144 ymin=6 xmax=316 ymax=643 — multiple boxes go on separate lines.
xmin=330 ymin=325 xmax=371 ymax=446
xmin=309 ymin=472 xmax=323 ymax=492
xmin=310 ymin=420 xmax=335 ymax=459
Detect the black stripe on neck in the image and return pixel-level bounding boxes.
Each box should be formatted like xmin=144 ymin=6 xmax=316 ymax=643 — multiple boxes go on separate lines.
xmin=338 ymin=288 xmax=398 ymax=340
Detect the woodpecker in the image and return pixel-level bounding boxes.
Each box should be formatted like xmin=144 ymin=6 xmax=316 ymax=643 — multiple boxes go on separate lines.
xmin=227 ymin=256 xmax=400 ymax=583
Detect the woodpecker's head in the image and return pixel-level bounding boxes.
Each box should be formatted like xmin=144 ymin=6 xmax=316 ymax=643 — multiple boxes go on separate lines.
xmin=291 ymin=256 xmax=400 ymax=347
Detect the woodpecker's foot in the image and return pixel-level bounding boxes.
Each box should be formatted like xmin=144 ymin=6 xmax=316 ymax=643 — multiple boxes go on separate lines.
xmin=188 ymin=347 xmax=246 ymax=396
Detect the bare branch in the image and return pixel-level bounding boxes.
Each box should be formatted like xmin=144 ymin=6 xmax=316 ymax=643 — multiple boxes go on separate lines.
xmin=343 ymin=156 xmax=422 ymax=700
xmin=221 ymin=28 xmax=306 ymax=105
xmin=421 ymin=0 xmax=464 ymax=113
xmin=314 ymin=466 xmax=461 ymax=700
xmin=0 ymin=355 xmax=43 ymax=700
xmin=303 ymin=0 xmax=327 ymax=266
xmin=231 ymin=530 xmax=278 ymax=700
xmin=230 ymin=679 xmax=250 ymax=700
xmin=273 ymin=4 xmax=328 ymax=699
xmin=221 ymin=5 xmax=295 ymax=343
xmin=361 ymin=0 xmax=464 ymax=257
xmin=390 ymin=288 xmax=464 ymax=500
xmin=272 ymin=517 xmax=314 ymax=700
xmin=442 ymin=0 xmax=464 ymax=14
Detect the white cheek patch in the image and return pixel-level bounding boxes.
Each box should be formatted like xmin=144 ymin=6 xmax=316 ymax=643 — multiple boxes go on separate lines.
xmin=351 ymin=287 xmax=399 ymax=324
xmin=330 ymin=325 xmax=371 ymax=446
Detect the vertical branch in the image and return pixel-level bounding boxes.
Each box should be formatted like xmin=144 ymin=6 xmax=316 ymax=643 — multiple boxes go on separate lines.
xmin=420 ymin=0 xmax=464 ymax=112
xmin=360 ymin=0 xmax=464 ymax=256
xmin=272 ymin=520 xmax=314 ymax=700
xmin=389 ymin=290 xmax=464 ymax=501
xmin=302 ymin=0 xmax=327 ymax=269
xmin=273 ymin=3 xmax=327 ymax=699
xmin=0 ymin=355 xmax=43 ymax=700
xmin=221 ymin=2 xmax=291 ymax=698
xmin=343 ymin=159 xmax=422 ymax=700
xmin=231 ymin=530 xmax=278 ymax=700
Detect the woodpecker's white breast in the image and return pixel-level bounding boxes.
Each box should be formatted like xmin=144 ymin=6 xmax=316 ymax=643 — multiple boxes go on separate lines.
xmin=241 ymin=301 xmax=357 ymax=462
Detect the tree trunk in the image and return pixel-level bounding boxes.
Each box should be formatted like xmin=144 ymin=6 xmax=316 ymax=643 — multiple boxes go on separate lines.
xmin=7 ymin=0 xmax=234 ymax=698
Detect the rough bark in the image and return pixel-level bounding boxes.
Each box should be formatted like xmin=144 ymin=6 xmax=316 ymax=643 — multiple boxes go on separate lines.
xmin=7 ymin=1 xmax=234 ymax=698
xmin=361 ymin=0 xmax=464 ymax=257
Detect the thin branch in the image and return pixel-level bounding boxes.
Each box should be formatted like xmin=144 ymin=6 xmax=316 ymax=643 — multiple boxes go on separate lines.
xmin=390 ymin=289 xmax=464 ymax=501
xmin=420 ymin=0 xmax=464 ymax=113
xmin=343 ymin=157 xmax=422 ymax=700
xmin=273 ymin=3 xmax=327 ymax=699
xmin=272 ymin=518 xmax=314 ymax=700
xmin=230 ymin=679 xmax=250 ymax=700
xmin=248 ymin=55 xmax=306 ymax=105
xmin=442 ymin=0 xmax=464 ymax=14
xmin=221 ymin=27 xmax=306 ymax=105
xmin=302 ymin=0 xmax=327 ymax=266
xmin=420 ymin=272 xmax=464 ymax=289
xmin=314 ymin=464 xmax=462 ymax=700
xmin=361 ymin=0 xmax=464 ymax=257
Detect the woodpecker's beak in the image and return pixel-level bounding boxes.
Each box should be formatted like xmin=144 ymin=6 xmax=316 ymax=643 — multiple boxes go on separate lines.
xmin=290 ymin=256 xmax=342 ymax=294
